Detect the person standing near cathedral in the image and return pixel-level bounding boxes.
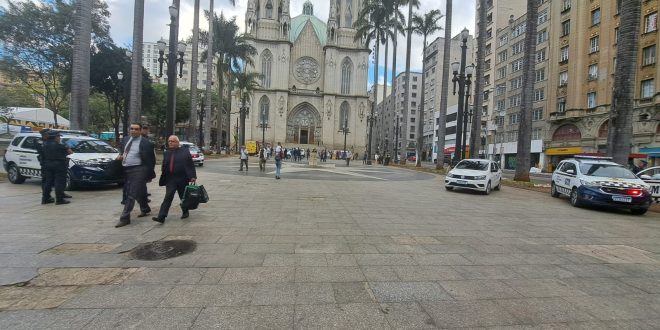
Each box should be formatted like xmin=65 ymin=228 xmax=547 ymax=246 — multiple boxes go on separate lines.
xmin=275 ymin=142 xmax=283 ymax=179
xmin=115 ymin=123 xmax=155 ymax=228
xmin=152 ymin=135 xmax=196 ymax=223
xmin=239 ymin=145 xmax=249 ymax=171
xmin=41 ymin=131 xmax=72 ymax=205
xmin=259 ymin=147 xmax=267 ymax=172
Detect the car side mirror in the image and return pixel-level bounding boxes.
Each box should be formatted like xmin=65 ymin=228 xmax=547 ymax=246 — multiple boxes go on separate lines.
xmin=566 ymin=169 xmax=575 ymax=175
xmin=639 ymin=174 xmax=652 ymax=180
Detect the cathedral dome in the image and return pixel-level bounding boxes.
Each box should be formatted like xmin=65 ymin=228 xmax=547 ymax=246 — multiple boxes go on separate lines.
xmin=290 ymin=11 xmax=327 ymax=46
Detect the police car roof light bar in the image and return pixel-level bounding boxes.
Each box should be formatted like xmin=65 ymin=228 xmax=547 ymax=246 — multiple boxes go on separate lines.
xmin=574 ymin=155 xmax=613 ymax=161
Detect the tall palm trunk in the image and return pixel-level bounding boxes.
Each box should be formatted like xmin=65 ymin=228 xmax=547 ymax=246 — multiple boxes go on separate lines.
xmin=189 ymin=0 xmax=200 ymax=143
xmin=436 ymin=0 xmax=451 ymax=169
xmin=382 ymin=36 xmax=389 ymax=152
xmin=70 ymin=0 xmax=92 ymax=130
xmin=513 ymin=0 xmax=539 ymax=181
xmin=415 ymin=34 xmax=428 ymax=167
xmin=204 ymin=0 xmax=214 ymax=147
xmin=216 ymin=56 xmax=224 ymax=148
xmin=369 ymin=35 xmax=380 ymax=162
xmin=128 ymin=0 xmax=144 ymax=124
xmin=390 ymin=22 xmax=398 ymax=157
xmin=226 ymin=71 xmax=233 ymax=148
xmin=401 ymin=2 xmax=414 ymax=164
xmin=469 ymin=0 xmax=486 ymax=158
xmin=607 ymin=0 xmax=642 ymax=165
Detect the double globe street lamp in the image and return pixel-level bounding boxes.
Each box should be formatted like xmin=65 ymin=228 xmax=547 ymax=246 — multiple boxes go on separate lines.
xmin=451 ymin=28 xmax=473 ymax=165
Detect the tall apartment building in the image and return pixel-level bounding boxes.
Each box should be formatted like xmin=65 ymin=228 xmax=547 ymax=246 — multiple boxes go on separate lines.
xmin=544 ymin=0 xmax=659 ymax=168
xmin=476 ymin=0 xmax=527 ymax=135
xmin=486 ymin=0 xmax=552 ymax=170
xmin=422 ymin=33 xmax=473 ymax=162
xmin=143 ymin=41 xmax=218 ymax=92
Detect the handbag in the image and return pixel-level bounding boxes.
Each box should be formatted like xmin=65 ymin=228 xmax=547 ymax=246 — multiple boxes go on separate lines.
xmin=181 ymin=183 xmax=201 ymax=210
xmin=198 ymin=184 xmax=209 ymax=203
xmin=158 ymin=174 xmax=167 ymax=186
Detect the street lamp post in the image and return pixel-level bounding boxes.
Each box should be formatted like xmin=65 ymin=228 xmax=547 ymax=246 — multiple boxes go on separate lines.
xmin=239 ymin=88 xmax=249 ymax=148
xmin=106 ymin=71 xmax=124 ymax=143
xmin=366 ymin=112 xmax=378 ymax=164
xmin=394 ymin=113 xmax=400 ymax=163
xmin=342 ymin=113 xmax=349 ymax=160
xmin=261 ymin=107 xmax=266 ymax=150
xmin=157 ymin=2 xmax=186 ymax=138
xmin=451 ymin=28 xmax=471 ymax=165
xmin=461 ymin=64 xmax=474 ymax=160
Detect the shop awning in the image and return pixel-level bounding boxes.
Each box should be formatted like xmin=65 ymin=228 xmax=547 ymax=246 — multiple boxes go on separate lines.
xmin=545 ymin=147 xmax=583 ymax=155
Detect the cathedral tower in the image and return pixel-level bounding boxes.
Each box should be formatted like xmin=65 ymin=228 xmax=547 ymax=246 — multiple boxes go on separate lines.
xmin=246 ymin=0 xmax=290 ymax=40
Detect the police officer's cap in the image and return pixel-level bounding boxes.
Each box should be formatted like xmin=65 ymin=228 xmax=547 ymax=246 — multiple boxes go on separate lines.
xmin=47 ymin=130 xmax=62 ymax=138
xmin=39 ymin=128 xmax=51 ymax=134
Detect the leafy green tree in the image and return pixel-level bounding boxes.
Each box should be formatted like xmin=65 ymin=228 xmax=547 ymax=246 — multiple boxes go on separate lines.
xmin=0 ymin=0 xmax=111 ymax=127
xmin=234 ymin=71 xmax=261 ymax=147
xmin=0 ymin=85 xmax=41 ymax=108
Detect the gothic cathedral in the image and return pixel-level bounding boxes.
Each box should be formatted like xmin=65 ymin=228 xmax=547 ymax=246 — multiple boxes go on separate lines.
xmin=238 ymin=0 xmax=369 ymax=152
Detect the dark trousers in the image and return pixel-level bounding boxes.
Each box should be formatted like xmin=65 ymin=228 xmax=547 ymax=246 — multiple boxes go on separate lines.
xmin=158 ymin=177 xmax=188 ymax=218
xmin=240 ymin=159 xmax=248 ymax=170
xmin=259 ymin=158 xmax=266 ymax=171
xmin=120 ymin=166 xmax=150 ymax=221
xmin=42 ymin=162 xmax=66 ymax=202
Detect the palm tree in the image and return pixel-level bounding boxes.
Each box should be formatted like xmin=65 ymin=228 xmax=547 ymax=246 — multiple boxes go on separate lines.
xmin=70 ymin=0 xmax=92 ymax=130
xmin=401 ymin=0 xmax=421 ymax=164
xmin=436 ymin=0 xmax=452 ymax=169
xmin=355 ymin=0 xmax=397 ymax=163
xmin=412 ymin=9 xmax=443 ymax=167
xmin=203 ymin=0 xmax=213 ymax=147
xmin=189 ymin=0 xmax=200 ymax=143
xmin=513 ymin=0 xmax=540 ymax=182
xmin=234 ymin=71 xmax=260 ymax=147
xmin=469 ymin=0 xmax=487 ymax=159
xmin=607 ymin=0 xmax=642 ymax=165
xmin=386 ymin=0 xmax=406 ymax=157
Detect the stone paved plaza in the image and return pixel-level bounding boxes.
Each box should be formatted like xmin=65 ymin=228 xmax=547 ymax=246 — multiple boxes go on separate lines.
xmin=1 ymin=158 xmax=660 ymax=329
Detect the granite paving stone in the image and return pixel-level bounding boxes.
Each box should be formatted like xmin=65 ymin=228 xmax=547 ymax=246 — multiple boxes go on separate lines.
xmin=123 ymin=267 xmax=206 ymax=285
xmin=391 ymin=265 xmax=463 ymax=281
xmin=0 ymin=268 xmax=38 ymax=286
xmin=369 ymin=281 xmax=452 ymax=303
xmin=332 ymin=282 xmax=374 ymax=303
xmin=510 ymin=264 xmax=577 ymax=279
xmin=495 ymin=297 xmax=596 ymax=324
xmin=619 ymin=277 xmax=660 ymax=293
xmin=192 ymin=253 xmax=265 ymax=267
xmin=159 ymin=284 xmax=256 ymax=307
xmin=562 ymin=295 xmax=660 ymax=321
xmin=560 ymin=277 xmax=647 ymax=296
xmin=294 ymin=303 xmax=391 ymax=329
xmin=421 ymin=300 xmax=521 ymax=328
xmin=0 ymin=286 xmax=83 ymax=311
xmin=360 ymin=266 xmax=401 ymax=281
xmin=82 ymin=307 xmax=201 ymax=330
xmin=439 ymin=280 xmax=523 ymax=300
xmin=379 ymin=302 xmax=437 ymax=329
xmin=452 ymin=265 xmax=524 ymax=279
xmin=192 ymin=305 xmax=294 ymax=329
xmin=295 ymin=266 xmax=365 ymax=282
xmin=502 ymin=279 xmax=589 ymax=298
xmin=237 ymin=243 xmax=295 ymax=254
xmin=295 ymin=243 xmax=351 ymax=253
xmin=355 ymin=254 xmax=418 ymax=266
xmin=220 ymin=266 xmax=294 ymax=284
xmin=0 ymin=309 xmax=102 ymax=330
xmin=61 ymin=285 xmax=172 ymax=309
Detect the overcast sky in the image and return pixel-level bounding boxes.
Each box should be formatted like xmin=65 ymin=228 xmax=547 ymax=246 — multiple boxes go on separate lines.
xmin=2 ymin=0 xmax=476 ymax=87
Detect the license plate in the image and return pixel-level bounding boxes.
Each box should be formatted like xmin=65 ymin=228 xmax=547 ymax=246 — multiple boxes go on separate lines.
xmin=612 ymin=195 xmax=632 ymax=203
xmin=457 ymin=180 xmax=467 ymax=184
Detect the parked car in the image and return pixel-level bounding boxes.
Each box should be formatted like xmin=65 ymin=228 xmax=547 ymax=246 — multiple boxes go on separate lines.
xmin=637 ymin=166 xmax=660 ymax=204
xmin=407 ymin=155 xmax=416 ymax=162
xmin=551 ymin=156 xmax=651 ymax=215
xmin=3 ymin=132 xmax=123 ymax=190
xmin=179 ymin=141 xmax=204 ymax=167
xmin=445 ymin=159 xmax=502 ymax=195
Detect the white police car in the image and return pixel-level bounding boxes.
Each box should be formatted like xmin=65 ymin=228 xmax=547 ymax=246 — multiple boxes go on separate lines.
xmin=637 ymin=166 xmax=660 ymax=204
xmin=551 ymin=156 xmax=652 ymax=215
xmin=3 ymin=132 xmax=122 ymax=190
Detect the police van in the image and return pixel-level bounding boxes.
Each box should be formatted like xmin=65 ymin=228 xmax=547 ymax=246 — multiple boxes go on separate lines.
xmin=550 ymin=156 xmax=652 ymax=215
xmin=3 ymin=132 xmax=123 ymax=190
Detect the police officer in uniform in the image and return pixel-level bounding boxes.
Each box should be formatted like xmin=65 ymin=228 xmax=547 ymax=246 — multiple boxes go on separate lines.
xmin=42 ymin=130 xmax=72 ymax=205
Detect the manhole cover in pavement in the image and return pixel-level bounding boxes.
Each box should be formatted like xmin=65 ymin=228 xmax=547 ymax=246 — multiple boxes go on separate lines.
xmin=130 ymin=240 xmax=197 ymax=261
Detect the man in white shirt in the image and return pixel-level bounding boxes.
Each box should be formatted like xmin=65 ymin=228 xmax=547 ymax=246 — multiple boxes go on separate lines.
xmin=239 ymin=145 xmax=249 ymax=171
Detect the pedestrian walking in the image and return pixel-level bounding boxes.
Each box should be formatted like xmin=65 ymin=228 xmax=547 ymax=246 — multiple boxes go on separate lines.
xmin=152 ymin=135 xmax=197 ymax=223
xmin=275 ymin=142 xmax=283 ymax=179
xmin=239 ymin=145 xmax=249 ymax=171
xmin=115 ymin=123 xmax=155 ymax=228
xmin=346 ymin=150 xmax=352 ymax=166
xmin=259 ymin=147 xmax=266 ymax=172
xmin=41 ymin=130 xmax=72 ymax=205
xmin=363 ymin=152 xmax=367 ymax=164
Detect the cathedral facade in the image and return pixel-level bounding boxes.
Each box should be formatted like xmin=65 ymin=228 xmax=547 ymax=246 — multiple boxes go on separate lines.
xmin=236 ymin=0 xmax=369 ymax=152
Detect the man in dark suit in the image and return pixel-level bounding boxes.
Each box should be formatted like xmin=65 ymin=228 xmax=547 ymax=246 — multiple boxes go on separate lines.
xmin=152 ymin=135 xmax=196 ymax=223
xmin=115 ymin=123 xmax=156 ymax=228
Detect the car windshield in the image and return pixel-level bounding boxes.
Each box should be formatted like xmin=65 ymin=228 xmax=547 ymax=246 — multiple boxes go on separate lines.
xmin=188 ymin=146 xmax=200 ymax=152
xmin=579 ymin=163 xmax=637 ymax=179
xmin=63 ymin=139 xmax=118 ymax=153
xmin=455 ymin=160 xmax=489 ymax=171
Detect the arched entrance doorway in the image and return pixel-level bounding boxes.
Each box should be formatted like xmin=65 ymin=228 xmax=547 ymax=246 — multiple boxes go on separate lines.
xmin=287 ymin=103 xmax=321 ymax=145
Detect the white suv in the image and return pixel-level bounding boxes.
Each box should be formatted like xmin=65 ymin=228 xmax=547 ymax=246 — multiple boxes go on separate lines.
xmin=3 ymin=132 xmax=122 ymax=190
xmin=551 ymin=156 xmax=652 ymax=215
xmin=445 ymin=159 xmax=502 ymax=195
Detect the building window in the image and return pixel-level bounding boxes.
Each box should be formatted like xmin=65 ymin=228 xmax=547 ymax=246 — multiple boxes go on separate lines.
xmin=511 ymin=59 xmax=523 ymax=72
xmin=587 ymin=92 xmax=597 ymax=109
xmin=562 ymin=0 xmax=571 ymax=12
xmin=499 ymin=33 xmax=508 ymax=46
xmin=532 ymin=108 xmax=543 ymax=121
xmin=641 ymin=79 xmax=654 ymax=98
xmin=495 ymin=84 xmax=506 ymax=96
xmin=410 ymin=117 xmax=416 ymax=123
xmin=259 ymin=96 xmax=270 ymax=125
xmin=497 ymin=67 xmax=507 ymax=79
xmin=509 ymin=94 xmax=521 ymax=107
xmin=588 ymin=64 xmax=598 ymax=80
xmin=535 ymin=68 xmax=545 ymax=82
xmin=340 ymin=102 xmax=350 ymax=129
xmin=537 ymin=30 xmax=548 ymax=44
xmin=266 ymin=0 xmax=273 ymax=18
xmin=509 ymin=112 xmax=520 ymax=124
xmin=512 ymin=42 xmax=524 ymax=55
xmin=413 ymin=76 xmax=418 ymax=82
xmin=591 ymin=8 xmax=601 ymax=25
xmin=412 ymin=85 xmax=417 ymax=89
xmin=643 ymin=45 xmax=656 ymax=66
xmin=558 ymin=97 xmax=567 ymax=113
xmin=498 ymin=50 xmax=508 ymax=63
xmin=560 ymin=46 xmax=569 ymax=62
xmin=409 ymin=134 xmax=415 ymax=139
xmin=536 ymin=48 xmax=546 ymax=63
xmin=590 ymin=36 xmax=599 ymax=53
xmin=561 ymin=20 xmax=570 ymax=37
xmin=538 ymin=9 xmax=548 ymax=25
xmin=512 ymin=22 xmax=526 ymax=37
xmin=614 ymin=27 xmax=619 ymax=44
xmin=511 ymin=77 xmax=523 ymax=89
xmin=496 ymin=100 xmax=506 ymax=112
xmin=341 ymin=57 xmax=353 ymax=94
xmin=532 ymin=127 xmax=542 ymax=140
xmin=261 ymin=49 xmax=273 ymax=88
xmin=645 ymin=12 xmax=658 ymax=33
xmin=534 ymin=88 xmax=545 ymax=101
xmin=412 ymin=93 xmax=417 ymax=98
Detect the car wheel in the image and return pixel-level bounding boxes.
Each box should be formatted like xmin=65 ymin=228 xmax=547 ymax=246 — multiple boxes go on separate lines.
xmin=445 ymin=186 xmax=454 ymax=191
xmin=65 ymin=171 xmax=76 ymax=191
xmin=484 ymin=182 xmax=492 ymax=195
xmin=551 ymin=182 xmax=560 ymax=198
xmin=198 ymin=163 xmax=204 ymax=167
xmin=494 ymin=180 xmax=501 ymax=191
xmin=631 ymin=208 xmax=648 ymax=215
xmin=569 ymin=188 xmax=582 ymax=207
xmin=7 ymin=164 xmax=26 ymax=184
